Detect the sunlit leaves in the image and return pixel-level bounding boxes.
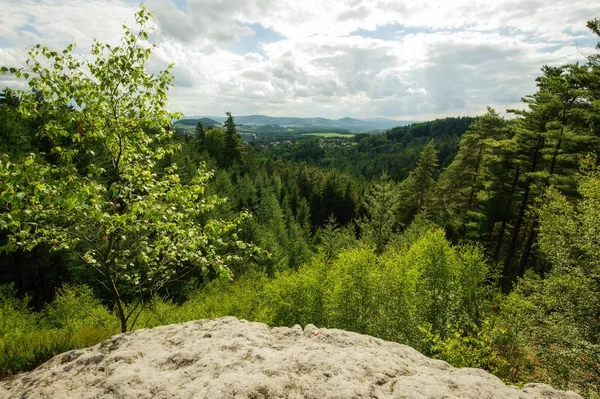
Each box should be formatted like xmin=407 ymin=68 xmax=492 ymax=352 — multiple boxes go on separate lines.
xmin=0 ymin=6 xmax=257 ymax=332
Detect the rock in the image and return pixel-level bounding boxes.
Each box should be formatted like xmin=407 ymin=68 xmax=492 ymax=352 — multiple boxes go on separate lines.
xmin=0 ymin=317 xmax=582 ymax=399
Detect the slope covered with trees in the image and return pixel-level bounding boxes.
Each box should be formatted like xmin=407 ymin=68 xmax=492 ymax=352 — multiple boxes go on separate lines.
xmin=0 ymin=8 xmax=599 ymax=398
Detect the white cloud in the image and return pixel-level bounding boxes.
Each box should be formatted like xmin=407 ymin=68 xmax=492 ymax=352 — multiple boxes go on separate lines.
xmin=0 ymin=0 xmax=138 ymax=48
xmin=0 ymin=0 xmax=598 ymax=119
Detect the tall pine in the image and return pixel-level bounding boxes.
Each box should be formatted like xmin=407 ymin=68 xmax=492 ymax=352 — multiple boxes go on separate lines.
xmin=399 ymin=140 xmax=439 ymax=224
xmin=222 ymin=112 xmax=242 ymax=168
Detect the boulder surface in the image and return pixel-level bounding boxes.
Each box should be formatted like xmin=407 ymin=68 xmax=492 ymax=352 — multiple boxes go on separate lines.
xmin=0 ymin=317 xmax=581 ymax=398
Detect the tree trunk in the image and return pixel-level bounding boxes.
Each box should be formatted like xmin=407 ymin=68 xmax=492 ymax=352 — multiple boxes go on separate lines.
xmin=108 ymin=273 xmax=127 ymax=333
xmin=549 ymin=106 xmax=569 ymax=176
xmin=519 ymin=111 xmax=565 ymax=273
xmin=486 ymin=216 xmax=496 ymax=242
xmin=502 ymin=137 xmax=543 ymax=291
xmin=517 ymin=218 xmax=539 ymax=278
xmin=501 ymin=177 xmax=531 ymax=290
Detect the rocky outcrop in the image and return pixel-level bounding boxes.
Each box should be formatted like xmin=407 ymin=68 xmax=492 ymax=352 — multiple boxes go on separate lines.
xmin=0 ymin=317 xmax=581 ymax=398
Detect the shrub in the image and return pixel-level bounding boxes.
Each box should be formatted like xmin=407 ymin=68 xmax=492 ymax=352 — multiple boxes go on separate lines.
xmin=0 ymin=284 xmax=116 ymax=378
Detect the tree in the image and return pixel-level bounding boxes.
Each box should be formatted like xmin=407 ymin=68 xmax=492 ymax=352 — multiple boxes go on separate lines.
xmin=195 ymin=120 xmax=205 ymax=142
xmin=0 ymin=7 xmax=254 ymax=333
xmin=222 ymin=112 xmax=242 ymax=168
xmin=500 ymin=64 xmax=590 ymax=286
xmin=315 ymin=217 xmax=356 ymax=263
xmin=480 ymin=139 xmax=521 ymax=262
xmin=203 ymin=126 xmax=225 ymax=163
xmin=399 ymin=140 xmax=439 ymax=224
xmin=499 ymin=156 xmax=600 ymax=395
xmin=0 ymin=88 xmax=20 ymax=108
xmin=359 ymin=172 xmax=399 ymax=254
xmin=0 ymin=89 xmax=33 ymax=158
xmin=434 ymin=108 xmax=507 ymax=237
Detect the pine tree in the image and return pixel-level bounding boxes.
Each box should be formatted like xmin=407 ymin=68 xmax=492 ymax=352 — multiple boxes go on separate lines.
xmin=360 ymin=172 xmax=399 ymax=254
xmin=195 ymin=120 xmax=205 ymax=141
xmin=339 ymin=181 xmax=358 ymax=226
xmin=479 ymin=139 xmax=521 ymax=262
xmin=434 ymin=108 xmax=507 ymax=236
xmin=399 ymin=140 xmax=439 ymax=224
xmin=222 ymin=112 xmax=242 ymax=168
xmin=501 ymin=65 xmax=590 ymax=286
xmin=500 ymin=105 xmax=547 ymax=288
xmin=514 ymin=65 xmax=588 ymax=277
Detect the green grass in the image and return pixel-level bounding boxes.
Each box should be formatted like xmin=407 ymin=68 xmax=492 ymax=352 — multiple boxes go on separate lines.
xmin=302 ymin=132 xmax=355 ymax=138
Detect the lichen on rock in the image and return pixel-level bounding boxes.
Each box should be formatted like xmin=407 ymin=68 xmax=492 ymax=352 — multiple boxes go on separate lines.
xmin=0 ymin=317 xmax=582 ymax=399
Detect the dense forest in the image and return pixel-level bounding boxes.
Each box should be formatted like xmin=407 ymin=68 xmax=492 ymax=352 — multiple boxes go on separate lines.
xmin=1 ymin=8 xmax=599 ymax=397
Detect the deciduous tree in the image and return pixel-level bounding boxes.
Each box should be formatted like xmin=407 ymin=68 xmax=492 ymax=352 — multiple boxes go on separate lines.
xmin=0 ymin=7 xmax=254 ymax=333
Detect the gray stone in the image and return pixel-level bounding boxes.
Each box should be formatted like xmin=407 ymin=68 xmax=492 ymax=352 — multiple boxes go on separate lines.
xmin=0 ymin=317 xmax=582 ymax=399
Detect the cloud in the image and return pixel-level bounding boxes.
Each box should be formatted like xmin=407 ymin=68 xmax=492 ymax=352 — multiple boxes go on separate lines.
xmin=0 ymin=0 xmax=138 ymax=49
xmin=0 ymin=0 xmax=598 ymax=119
xmin=149 ymin=0 xmax=270 ymax=45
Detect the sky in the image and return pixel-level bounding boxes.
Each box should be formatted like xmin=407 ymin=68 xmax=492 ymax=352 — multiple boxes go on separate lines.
xmin=0 ymin=0 xmax=598 ymax=120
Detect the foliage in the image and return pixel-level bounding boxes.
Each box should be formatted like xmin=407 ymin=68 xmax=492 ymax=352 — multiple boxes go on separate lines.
xmin=433 ymin=107 xmax=508 ymax=237
xmin=538 ymin=157 xmax=600 ymax=275
xmin=504 ymin=274 xmax=599 ymax=395
xmin=314 ymin=217 xmax=357 ymax=263
xmin=422 ymin=320 xmax=510 ymax=378
xmin=0 ymin=284 xmax=116 ymax=378
xmin=399 ymin=140 xmax=439 ymax=224
xmin=195 ymin=121 xmax=205 ymax=141
xmin=0 ymin=7 xmax=599 ymax=398
xmin=359 ymin=172 xmax=399 ymax=253
xmin=222 ymin=112 xmax=243 ymax=168
xmin=497 ymin=158 xmax=600 ymax=396
xmin=0 ymin=7 xmax=255 ymax=332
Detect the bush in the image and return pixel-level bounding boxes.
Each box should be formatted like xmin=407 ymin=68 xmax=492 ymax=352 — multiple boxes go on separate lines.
xmin=0 ymin=284 xmax=116 ymax=378
xmin=0 ymin=226 xmax=495 ymax=382
xmin=498 ymin=274 xmax=600 ymax=396
xmin=322 ymin=247 xmax=380 ymax=334
xmin=421 ymin=320 xmax=511 ymax=379
xmin=44 ymin=285 xmax=117 ymax=335
xmin=266 ymin=258 xmax=327 ymax=327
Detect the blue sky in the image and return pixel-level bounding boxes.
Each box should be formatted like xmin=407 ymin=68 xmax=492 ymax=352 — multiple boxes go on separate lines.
xmin=0 ymin=0 xmax=598 ymax=120
xmin=224 ymin=23 xmax=285 ymax=56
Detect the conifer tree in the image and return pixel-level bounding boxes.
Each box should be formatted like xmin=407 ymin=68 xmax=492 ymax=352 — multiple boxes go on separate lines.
xmin=195 ymin=120 xmax=205 ymax=142
xmin=360 ymin=172 xmax=399 ymax=254
xmin=399 ymin=140 xmax=439 ymax=224
xmin=434 ymin=108 xmax=507 ymax=236
xmin=222 ymin=112 xmax=242 ymax=168
xmin=501 ymin=65 xmax=589 ymax=286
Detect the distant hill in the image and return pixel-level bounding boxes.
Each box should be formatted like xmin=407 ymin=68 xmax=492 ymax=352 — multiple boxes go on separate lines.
xmin=386 ymin=116 xmax=475 ymax=141
xmin=179 ymin=115 xmax=416 ymax=133
xmin=177 ymin=117 xmax=220 ymax=127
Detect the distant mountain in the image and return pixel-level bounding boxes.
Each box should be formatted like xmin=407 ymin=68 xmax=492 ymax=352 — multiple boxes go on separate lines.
xmin=179 ymin=115 xmax=416 ymax=133
xmin=364 ymin=117 xmax=401 ymax=123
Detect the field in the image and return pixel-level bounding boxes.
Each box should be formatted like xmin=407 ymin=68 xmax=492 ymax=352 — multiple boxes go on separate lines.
xmin=302 ymin=132 xmax=355 ymax=138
